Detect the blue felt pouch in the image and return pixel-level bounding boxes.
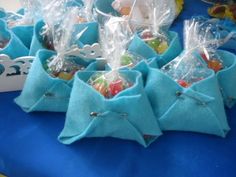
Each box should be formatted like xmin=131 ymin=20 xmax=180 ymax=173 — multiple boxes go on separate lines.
xmin=145 ymin=67 xmax=230 ymax=137
xmin=15 ymin=49 xmax=99 ymax=112
xmin=0 ymin=20 xmax=29 ymax=59
xmin=94 ymin=0 xmax=120 ymax=25
xmin=216 ymin=50 xmax=236 ymax=108
xmin=58 ymin=70 xmax=162 ymax=147
xmin=29 ymin=20 xmax=99 ymax=56
xmin=0 ymin=9 xmax=33 ymax=49
xmin=128 ymin=31 xmax=182 ymax=68
xmin=0 ymin=8 xmax=6 ymax=18
xmin=11 ymin=25 xmax=34 ymax=49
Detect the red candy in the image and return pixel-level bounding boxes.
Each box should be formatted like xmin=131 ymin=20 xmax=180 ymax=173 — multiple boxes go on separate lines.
xmin=201 ymin=53 xmax=209 ymax=62
xmin=178 ymin=79 xmax=190 ymax=88
xmin=109 ymin=79 xmax=124 ymax=96
xmin=141 ymin=31 xmax=154 ymax=40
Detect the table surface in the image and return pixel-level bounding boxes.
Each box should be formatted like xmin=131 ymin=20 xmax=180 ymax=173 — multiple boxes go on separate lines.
xmin=1 ymin=1 xmax=236 ymax=177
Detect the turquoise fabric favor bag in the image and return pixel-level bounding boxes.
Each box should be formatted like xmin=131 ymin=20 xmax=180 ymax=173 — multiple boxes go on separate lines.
xmin=145 ymin=67 xmax=230 ymax=137
xmin=29 ymin=20 xmax=51 ymax=56
xmin=0 ymin=8 xmax=33 ymax=49
xmin=58 ymin=70 xmax=162 ymax=147
xmin=0 ymin=8 xmax=6 ymax=18
xmin=15 ymin=49 xmax=99 ymax=112
xmin=128 ymin=32 xmax=182 ymax=68
xmin=216 ymin=50 xmax=236 ymax=108
xmin=12 ymin=25 xmax=34 ymax=49
xmin=0 ymin=20 xmax=29 ymax=59
xmin=29 ymin=20 xmax=99 ymax=56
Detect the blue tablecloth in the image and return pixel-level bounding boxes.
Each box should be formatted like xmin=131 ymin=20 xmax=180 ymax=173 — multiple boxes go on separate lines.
xmin=1 ymin=1 xmax=236 ymax=177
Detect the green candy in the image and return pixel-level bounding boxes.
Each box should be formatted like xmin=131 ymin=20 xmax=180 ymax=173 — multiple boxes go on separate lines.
xmin=93 ymin=74 xmax=108 ymax=87
xmin=121 ymin=54 xmax=133 ymax=66
xmin=146 ymin=38 xmax=161 ymax=51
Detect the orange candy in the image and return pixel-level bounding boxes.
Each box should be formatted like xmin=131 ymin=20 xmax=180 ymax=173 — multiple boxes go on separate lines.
xmin=93 ymin=83 xmax=109 ymax=97
xmin=207 ymin=59 xmax=223 ymax=72
xmin=178 ymin=80 xmax=190 ymax=88
xmin=119 ymin=7 xmax=131 ymax=16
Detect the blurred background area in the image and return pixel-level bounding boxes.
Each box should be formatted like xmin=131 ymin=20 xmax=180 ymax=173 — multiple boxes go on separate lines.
xmin=0 ymin=0 xmax=21 ymax=11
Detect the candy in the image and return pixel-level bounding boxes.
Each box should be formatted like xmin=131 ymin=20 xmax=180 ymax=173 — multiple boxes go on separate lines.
xmin=121 ymin=54 xmax=134 ymax=67
xmin=146 ymin=38 xmax=169 ymax=54
xmin=109 ymin=79 xmax=124 ymax=96
xmin=120 ymin=7 xmax=131 ymax=16
xmin=177 ymin=79 xmax=190 ymax=88
xmin=207 ymin=59 xmax=223 ymax=72
xmin=93 ymin=82 xmax=109 ymax=97
xmin=76 ymin=16 xmax=87 ymax=23
xmin=156 ymin=40 xmax=169 ymax=54
xmin=146 ymin=38 xmax=161 ymax=51
xmin=140 ymin=30 xmax=169 ymax=54
xmin=89 ymin=73 xmax=132 ymax=98
xmin=58 ymin=72 xmax=74 ymax=80
xmin=201 ymin=53 xmax=223 ymax=72
xmin=44 ymin=56 xmax=85 ymax=80
xmin=140 ymin=30 xmax=154 ymax=40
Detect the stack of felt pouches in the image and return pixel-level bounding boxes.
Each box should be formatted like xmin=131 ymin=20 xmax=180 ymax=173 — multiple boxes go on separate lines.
xmin=13 ymin=0 xmax=236 ymax=148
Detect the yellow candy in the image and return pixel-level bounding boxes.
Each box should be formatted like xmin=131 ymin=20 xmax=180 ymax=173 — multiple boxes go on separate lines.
xmin=58 ymin=72 xmax=73 ymax=80
xmin=156 ymin=41 xmax=169 ymax=54
xmin=120 ymin=6 xmax=131 ymax=16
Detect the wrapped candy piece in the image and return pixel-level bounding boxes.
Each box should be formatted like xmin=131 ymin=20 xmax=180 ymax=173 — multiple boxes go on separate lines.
xmin=39 ymin=0 xmax=68 ymax=51
xmin=138 ymin=0 xmax=176 ymax=54
xmin=89 ymin=17 xmax=133 ymax=98
xmin=42 ymin=3 xmax=87 ymax=80
xmin=190 ymin=16 xmax=236 ymax=72
xmin=88 ymin=72 xmax=131 ymax=98
xmin=161 ymin=19 xmax=215 ymax=87
xmin=38 ymin=0 xmax=94 ymax=52
xmin=120 ymin=51 xmax=143 ymax=68
xmin=44 ymin=56 xmax=85 ymax=80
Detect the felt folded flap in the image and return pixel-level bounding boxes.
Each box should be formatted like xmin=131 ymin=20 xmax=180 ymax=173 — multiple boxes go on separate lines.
xmin=216 ymin=50 xmax=236 ymax=108
xmin=12 ymin=25 xmax=34 ymax=49
xmin=27 ymin=81 xmax=72 ymax=112
xmin=0 ymin=20 xmax=29 ymax=58
xmin=145 ymin=67 xmax=230 ymax=136
xmin=59 ymin=111 xmax=149 ymax=147
xmin=15 ymin=50 xmax=74 ymax=112
xmin=75 ymin=22 xmax=99 ymax=46
xmin=159 ymin=96 xmax=228 ymax=137
xmin=29 ymin=20 xmax=45 ymax=56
